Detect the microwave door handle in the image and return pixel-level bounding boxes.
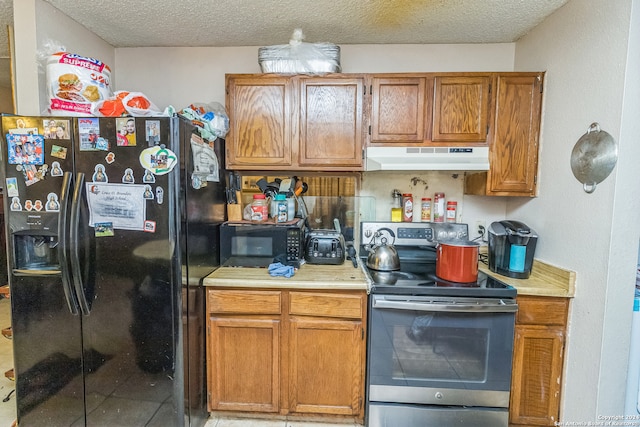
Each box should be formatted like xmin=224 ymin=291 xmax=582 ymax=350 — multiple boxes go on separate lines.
xmin=373 ymin=298 xmax=518 ymax=313
xmin=58 ymin=171 xmax=79 ymax=316
xmin=70 ymin=172 xmax=90 ymax=316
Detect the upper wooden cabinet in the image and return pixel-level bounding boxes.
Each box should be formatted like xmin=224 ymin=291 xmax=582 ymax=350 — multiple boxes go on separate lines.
xmin=368 ymin=73 xmax=492 ymax=146
xmin=225 ymin=75 xmax=293 ymax=168
xmin=369 ymin=76 xmax=430 ymax=143
xmin=432 ymin=75 xmax=492 ymax=143
xmin=226 ymin=74 xmax=364 ymax=171
xmin=464 ymin=73 xmax=544 ymax=197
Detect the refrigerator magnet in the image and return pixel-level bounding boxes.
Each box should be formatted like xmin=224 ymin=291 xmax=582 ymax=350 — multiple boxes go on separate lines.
xmin=50 ymin=144 xmax=68 ymax=160
xmin=143 ymin=185 xmax=154 ymax=200
xmin=44 ymin=119 xmax=70 ymax=140
xmin=45 ymin=193 xmax=60 ymax=212
xmin=79 ymin=118 xmax=108 ymax=151
xmin=33 ymin=200 xmax=43 ymax=212
xmin=24 ymin=200 xmax=33 ymax=211
xmin=10 ymin=197 xmax=21 ymax=211
xmin=116 ymin=118 xmax=135 ymax=146
xmin=21 ymin=165 xmax=40 ymax=186
xmin=105 ymin=152 xmax=115 ymax=164
xmin=51 ymin=162 xmax=63 ymax=177
xmin=6 ymin=133 xmax=45 ymax=165
xmin=5 ymin=178 xmax=18 ymax=197
xmin=95 ymin=222 xmax=115 ymax=237
xmin=92 ymin=164 xmax=108 ymax=182
xmin=144 ymin=220 xmax=156 ymax=233
xmin=155 ymin=187 xmax=164 ymax=204
xmin=145 ymin=120 xmax=160 ymax=146
xmin=122 ymin=168 xmax=135 ymax=184
xmin=143 ymin=169 xmax=155 ymax=183
xmin=139 ymin=145 xmax=177 ymax=175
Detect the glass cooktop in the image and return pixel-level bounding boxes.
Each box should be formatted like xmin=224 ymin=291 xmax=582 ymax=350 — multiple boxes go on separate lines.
xmin=367 ymin=269 xmax=516 ymax=298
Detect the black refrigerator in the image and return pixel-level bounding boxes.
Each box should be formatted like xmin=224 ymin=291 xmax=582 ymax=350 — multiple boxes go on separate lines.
xmin=0 ymin=114 xmax=225 ymax=426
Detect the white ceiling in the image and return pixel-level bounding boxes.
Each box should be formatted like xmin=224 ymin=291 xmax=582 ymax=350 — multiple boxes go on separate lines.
xmin=0 ymin=0 xmax=570 ymax=92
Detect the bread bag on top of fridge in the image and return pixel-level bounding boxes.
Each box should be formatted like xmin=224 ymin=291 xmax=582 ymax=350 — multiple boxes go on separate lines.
xmin=46 ymin=51 xmax=113 ymax=116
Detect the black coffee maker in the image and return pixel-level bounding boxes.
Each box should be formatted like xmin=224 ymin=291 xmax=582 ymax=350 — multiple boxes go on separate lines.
xmin=488 ymin=220 xmax=538 ymax=279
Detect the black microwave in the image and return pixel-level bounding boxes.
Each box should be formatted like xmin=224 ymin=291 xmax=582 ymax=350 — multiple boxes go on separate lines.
xmin=220 ymin=219 xmax=306 ymax=268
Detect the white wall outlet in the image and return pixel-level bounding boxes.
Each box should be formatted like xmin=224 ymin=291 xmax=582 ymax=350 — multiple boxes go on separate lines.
xmin=474 ymin=220 xmax=487 ymax=236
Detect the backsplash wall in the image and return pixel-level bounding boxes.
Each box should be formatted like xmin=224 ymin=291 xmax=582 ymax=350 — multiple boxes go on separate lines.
xmin=360 ymin=171 xmax=508 ymax=241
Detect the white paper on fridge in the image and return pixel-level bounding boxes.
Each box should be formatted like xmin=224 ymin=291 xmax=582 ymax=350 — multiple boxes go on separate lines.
xmin=85 ymin=183 xmax=147 ymax=231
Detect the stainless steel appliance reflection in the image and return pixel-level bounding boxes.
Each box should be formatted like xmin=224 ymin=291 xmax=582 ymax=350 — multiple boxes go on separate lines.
xmin=360 ymin=221 xmax=517 ymax=427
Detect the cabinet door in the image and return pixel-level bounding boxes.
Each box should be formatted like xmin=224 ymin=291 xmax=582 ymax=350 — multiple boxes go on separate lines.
xmin=208 ymin=317 xmax=280 ymax=413
xmin=370 ymin=76 xmax=429 ymax=143
xmin=510 ymin=326 xmax=564 ymax=426
xmin=226 ymin=75 xmax=293 ymax=168
xmin=432 ymin=75 xmax=491 ymax=143
xmin=288 ymin=317 xmax=363 ymax=417
xmin=298 ymin=77 xmax=364 ymax=169
xmin=488 ymin=74 xmax=543 ymax=195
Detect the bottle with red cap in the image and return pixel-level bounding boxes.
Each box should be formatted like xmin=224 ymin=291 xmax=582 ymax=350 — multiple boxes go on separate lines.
xmin=433 ymin=192 xmax=445 ymax=222
xmin=446 ymin=201 xmax=457 ymax=223
xmin=402 ymin=194 xmax=413 ymax=222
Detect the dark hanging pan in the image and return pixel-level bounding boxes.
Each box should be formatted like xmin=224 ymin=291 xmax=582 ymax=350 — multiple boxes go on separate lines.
xmin=570 ymin=122 xmax=618 ymax=193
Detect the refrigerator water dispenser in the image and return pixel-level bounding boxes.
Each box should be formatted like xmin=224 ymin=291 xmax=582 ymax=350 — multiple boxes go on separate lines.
xmin=14 ymin=234 xmax=60 ymax=270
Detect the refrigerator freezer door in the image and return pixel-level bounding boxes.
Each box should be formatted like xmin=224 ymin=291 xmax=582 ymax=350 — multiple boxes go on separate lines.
xmin=72 ymin=117 xmax=183 ymax=426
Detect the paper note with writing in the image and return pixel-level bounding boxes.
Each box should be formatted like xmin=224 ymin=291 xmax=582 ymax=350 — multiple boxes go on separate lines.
xmin=86 ymin=183 xmax=146 ymax=230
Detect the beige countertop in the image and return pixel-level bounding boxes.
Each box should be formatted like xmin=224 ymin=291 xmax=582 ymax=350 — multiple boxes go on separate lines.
xmin=203 ymin=261 xmax=371 ymax=291
xmin=479 ymin=259 xmax=576 ymax=298
xmin=204 ymin=252 xmax=575 ymax=297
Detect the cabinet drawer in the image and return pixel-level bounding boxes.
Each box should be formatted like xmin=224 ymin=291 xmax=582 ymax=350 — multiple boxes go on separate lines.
xmin=289 ymin=292 xmax=363 ymax=319
xmin=208 ymin=290 xmax=282 ymax=315
xmin=516 ymin=295 xmax=569 ymax=326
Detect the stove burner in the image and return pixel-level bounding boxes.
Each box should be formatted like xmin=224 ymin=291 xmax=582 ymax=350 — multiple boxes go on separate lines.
xmin=368 ymin=270 xmax=516 ymax=298
xmin=367 ymin=270 xmax=422 ymax=285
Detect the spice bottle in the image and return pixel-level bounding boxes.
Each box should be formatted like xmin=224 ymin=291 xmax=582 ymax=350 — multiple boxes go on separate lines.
xmin=421 ymin=198 xmax=431 ymax=222
xmin=433 ymin=192 xmax=445 ymax=223
xmin=250 ymin=194 xmax=269 ymax=222
xmin=402 ymin=193 xmax=413 ymax=222
xmin=446 ymin=201 xmax=457 ymax=223
xmin=274 ymin=194 xmax=288 ymax=223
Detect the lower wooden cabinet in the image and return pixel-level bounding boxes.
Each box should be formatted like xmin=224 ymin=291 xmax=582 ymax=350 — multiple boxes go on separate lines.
xmin=206 ymin=288 xmax=367 ymax=422
xmin=509 ymin=295 xmax=569 ymax=426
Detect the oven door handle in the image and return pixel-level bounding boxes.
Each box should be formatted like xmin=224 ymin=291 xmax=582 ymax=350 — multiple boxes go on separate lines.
xmin=373 ymin=298 xmax=518 ymax=313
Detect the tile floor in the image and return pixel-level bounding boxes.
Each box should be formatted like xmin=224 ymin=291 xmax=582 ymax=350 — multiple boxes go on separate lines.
xmin=0 ymin=297 xmax=357 ymax=427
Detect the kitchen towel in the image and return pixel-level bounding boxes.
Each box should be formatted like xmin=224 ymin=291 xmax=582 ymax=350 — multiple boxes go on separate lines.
xmin=268 ymin=262 xmax=295 ymax=278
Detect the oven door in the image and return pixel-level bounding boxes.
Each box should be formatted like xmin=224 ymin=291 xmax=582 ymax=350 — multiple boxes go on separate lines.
xmin=367 ymin=294 xmax=517 ymax=408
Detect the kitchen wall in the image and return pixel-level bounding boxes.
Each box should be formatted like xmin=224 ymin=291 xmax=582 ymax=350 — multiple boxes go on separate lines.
xmin=13 ymin=0 xmax=114 ymax=115
xmin=511 ymin=0 xmax=640 ymax=420
xmin=0 ymin=86 xmax=12 ymax=113
xmin=12 ymin=0 xmax=640 ymax=419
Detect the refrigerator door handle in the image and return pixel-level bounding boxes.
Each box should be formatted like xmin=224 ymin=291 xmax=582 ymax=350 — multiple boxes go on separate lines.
xmin=70 ymin=172 xmax=91 ymax=316
xmin=58 ymin=171 xmax=79 ymax=315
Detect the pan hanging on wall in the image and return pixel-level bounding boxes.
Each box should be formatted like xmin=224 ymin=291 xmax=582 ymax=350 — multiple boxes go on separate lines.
xmin=570 ymin=122 xmax=618 ymax=193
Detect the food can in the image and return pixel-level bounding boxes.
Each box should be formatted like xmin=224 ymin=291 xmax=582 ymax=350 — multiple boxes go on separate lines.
xmin=446 ymin=201 xmax=457 ymax=223
xmin=402 ymin=194 xmax=413 ymax=222
xmin=433 ymin=192 xmax=445 ymax=223
xmin=420 ymin=198 xmax=431 ymax=222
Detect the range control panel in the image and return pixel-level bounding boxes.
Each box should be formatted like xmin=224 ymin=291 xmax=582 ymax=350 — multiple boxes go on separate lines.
xmin=360 ymin=221 xmax=469 ymax=247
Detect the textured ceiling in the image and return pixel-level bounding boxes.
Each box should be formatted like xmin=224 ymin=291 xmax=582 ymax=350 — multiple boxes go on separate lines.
xmin=0 ymin=0 xmax=570 ymax=93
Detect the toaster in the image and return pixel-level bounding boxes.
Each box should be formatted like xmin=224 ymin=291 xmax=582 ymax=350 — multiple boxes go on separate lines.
xmin=305 ymin=230 xmax=345 ymax=265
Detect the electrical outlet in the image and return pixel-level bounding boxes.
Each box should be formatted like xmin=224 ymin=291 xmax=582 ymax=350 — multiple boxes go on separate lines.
xmin=474 ymin=220 xmax=486 ymax=236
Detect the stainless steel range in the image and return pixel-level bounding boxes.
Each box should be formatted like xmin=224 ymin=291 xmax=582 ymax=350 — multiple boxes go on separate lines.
xmin=359 ymin=221 xmax=517 ymax=427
